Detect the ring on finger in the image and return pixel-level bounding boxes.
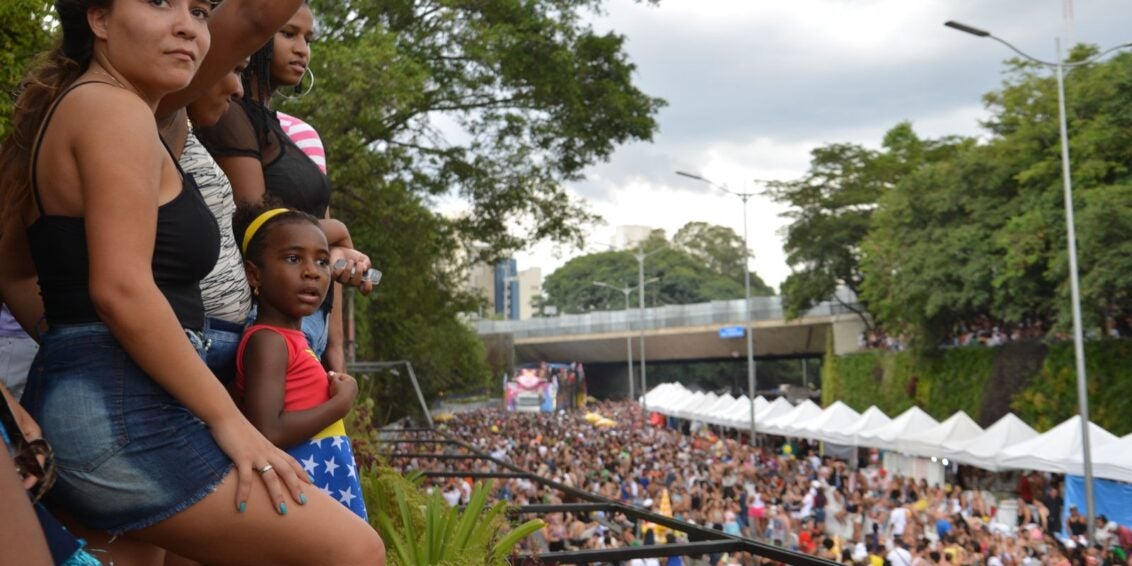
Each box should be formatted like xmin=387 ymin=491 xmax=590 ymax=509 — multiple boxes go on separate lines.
xmin=258 ymin=464 xmax=274 ymax=475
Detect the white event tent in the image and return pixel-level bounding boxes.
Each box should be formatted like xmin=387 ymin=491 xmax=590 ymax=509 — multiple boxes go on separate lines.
xmin=1071 ymin=434 xmax=1132 ymax=484
xmin=666 ymin=390 xmax=705 ymax=419
xmin=643 ymin=383 xmax=684 ymax=414
xmin=761 ymin=399 xmax=822 ymax=437
xmin=734 ymin=396 xmax=793 ymax=431
xmin=999 ymin=415 xmax=1119 ymax=475
xmin=722 ymin=396 xmax=769 ymax=429
xmin=795 ymin=401 xmax=862 ymax=443
xmin=693 ymin=394 xmax=736 ymax=424
xmin=822 ymin=406 xmax=891 ymax=446
xmin=943 ymin=413 xmax=1038 ymax=471
xmin=897 ymin=410 xmax=983 ymax=458
xmin=857 ymin=406 xmax=939 ymax=451
xmin=677 ymin=392 xmax=718 ymax=420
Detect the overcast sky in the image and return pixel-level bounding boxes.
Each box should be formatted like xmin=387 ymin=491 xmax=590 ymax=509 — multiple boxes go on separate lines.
xmin=508 ymin=0 xmax=1131 ymax=292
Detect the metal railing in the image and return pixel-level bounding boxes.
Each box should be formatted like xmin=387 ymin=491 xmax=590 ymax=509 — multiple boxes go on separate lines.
xmin=473 ymin=295 xmax=861 ymax=339
xmin=378 ymin=427 xmax=839 ymax=566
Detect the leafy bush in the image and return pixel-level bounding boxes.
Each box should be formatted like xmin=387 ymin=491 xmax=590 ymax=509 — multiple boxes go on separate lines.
xmin=361 ymin=470 xmax=545 ymax=566
xmin=824 ymin=338 xmax=1132 ymax=435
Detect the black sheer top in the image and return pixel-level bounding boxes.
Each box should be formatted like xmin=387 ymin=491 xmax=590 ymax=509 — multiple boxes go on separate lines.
xmin=196 ymin=98 xmax=331 ymax=218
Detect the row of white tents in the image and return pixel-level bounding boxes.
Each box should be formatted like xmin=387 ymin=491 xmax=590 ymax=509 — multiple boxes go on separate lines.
xmin=642 ymin=382 xmax=1132 ymax=484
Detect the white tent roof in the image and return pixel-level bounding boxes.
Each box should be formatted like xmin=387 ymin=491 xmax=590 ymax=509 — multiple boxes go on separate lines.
xmin=822 ymin=406 xmax=891 ymax=446
xmin=693 ymin=394 xmax=736 ymax=423
xmin=643 ymin=383 xmax=685 ymax=413
xmin=1074 ymin=434 xmax=1132 ymax=484
xmin=705 ymin=395 xmax=751 ymax=427
xmin=677 ymin=392 xmax=718 ymax=420
xmin=796 ymin=401 xmax=863 ymax=443
xmin=663 ymin=390 xmax=704 ymax=418
xmin=999 ymin=415 xmax=1119 ymax=474
xmin=857 ymin=406 xmax=939 ymax=450
xmin=745 ymin=397 xmax=794 ymax=429
xmin=942 ymin=413 xmax=1038 ymax=471
xmin=761 ymin=399 xmax=823 ymax=437
xmin=722 ymin=396 xmax=769 ymax=429
xmin=896 ymin=410 xmax=983 ymax=458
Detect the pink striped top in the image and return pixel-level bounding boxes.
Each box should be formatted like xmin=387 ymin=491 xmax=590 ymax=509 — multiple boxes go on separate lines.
xmin=277 ymin=111 xmax=327 ymax=174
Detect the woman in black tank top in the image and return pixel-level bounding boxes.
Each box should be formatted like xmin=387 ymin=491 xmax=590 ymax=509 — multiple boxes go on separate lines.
xmin=0 ymin=1 xmax=383 ymax=563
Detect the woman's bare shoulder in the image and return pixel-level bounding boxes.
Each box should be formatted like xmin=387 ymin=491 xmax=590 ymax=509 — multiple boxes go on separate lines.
xmin=59 ymin=83 xmax=164 ymax=154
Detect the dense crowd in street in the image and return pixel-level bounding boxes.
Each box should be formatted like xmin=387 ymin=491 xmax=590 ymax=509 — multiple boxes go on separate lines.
xmin=390 ymin=401 xmax=1132 ymax=566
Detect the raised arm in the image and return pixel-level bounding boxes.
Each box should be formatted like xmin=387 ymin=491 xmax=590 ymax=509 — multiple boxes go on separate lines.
xmin=157 ymin=0 xmax=304 ymax=117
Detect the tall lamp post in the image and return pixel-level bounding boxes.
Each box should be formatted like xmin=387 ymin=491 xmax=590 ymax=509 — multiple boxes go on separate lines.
xmin=634 ymin=244 xmax=667 ymax=414
xmin=676 ymin=171 xmax=758 ymax=443
xmin=594 ymin=278 xmax=658 ymax=401
xmin=946 ymin=20 xmax=1132 ymax=544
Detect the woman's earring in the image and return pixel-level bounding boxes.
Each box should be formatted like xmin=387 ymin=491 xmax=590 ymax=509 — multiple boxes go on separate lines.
xmin=282 ymin=67 xmax=315 ymax=99
xmin=253 ymin=287 xmax=260 ymax=298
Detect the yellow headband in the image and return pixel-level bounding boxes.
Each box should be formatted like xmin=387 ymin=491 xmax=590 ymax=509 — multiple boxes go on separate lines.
xmin=241 ymin=208 xmax=290 ymax=254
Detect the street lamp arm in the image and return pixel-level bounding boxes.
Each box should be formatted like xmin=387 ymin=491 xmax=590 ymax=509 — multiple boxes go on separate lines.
xmin=945 ymin=20 xmax=1132 ymax=69
xmin=676 ymin=170 xmax=759 ymax=199
xmin=676 ymin=170 xmax=740 ymax=197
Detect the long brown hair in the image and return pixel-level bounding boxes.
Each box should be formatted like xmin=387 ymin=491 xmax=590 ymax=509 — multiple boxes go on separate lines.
xmin=0 ymin=0 xmax=111 ymax=230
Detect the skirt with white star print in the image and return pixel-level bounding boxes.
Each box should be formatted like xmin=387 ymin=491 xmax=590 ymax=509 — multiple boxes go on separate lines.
xmin=288 ymin=433 xmax=368 ymax=521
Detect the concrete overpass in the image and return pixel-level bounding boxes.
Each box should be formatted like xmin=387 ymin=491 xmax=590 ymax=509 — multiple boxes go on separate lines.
xmin=473 ymin=296 xmax=867 ymax=364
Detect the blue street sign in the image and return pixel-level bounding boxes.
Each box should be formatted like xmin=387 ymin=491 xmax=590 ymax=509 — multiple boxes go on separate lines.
xmin=719 ymin=326 xmax=745 ymax=339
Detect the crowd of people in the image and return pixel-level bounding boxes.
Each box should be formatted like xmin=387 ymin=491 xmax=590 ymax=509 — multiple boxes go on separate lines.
xmin=861 ymin=313 xmax=1132 ymax=353
xmin=0 ymin=1 xmax=384 ymax=564
xmin=389 ymin=402 xmax=1131 ymax=566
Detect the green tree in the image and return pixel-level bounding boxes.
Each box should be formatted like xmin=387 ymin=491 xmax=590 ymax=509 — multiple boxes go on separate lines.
xmin=673 ymin=221 xmax=772 ymax=294
xmin=542 ymin=223 xmax=772 ymax=314
xmin=0 ymin=1 xmax=54 ymax=137
xmin=859 ymin=49 xmax=1132 ymax=341
xmin=302 ymin=0 xmax=664 ymax=260
xmin=766 ymin=123 xmax=967 ymax=324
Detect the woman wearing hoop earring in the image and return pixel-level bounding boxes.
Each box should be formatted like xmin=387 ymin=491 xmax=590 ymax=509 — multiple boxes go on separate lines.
xmin=198 ymin=2 xmax=370 ymax=374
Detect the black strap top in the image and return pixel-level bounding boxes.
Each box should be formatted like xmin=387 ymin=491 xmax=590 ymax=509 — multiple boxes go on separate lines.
xmin=26 ymin=81 xmax=220 ymax=331
xmin=196 ymin=98 xmax=331 ymax=218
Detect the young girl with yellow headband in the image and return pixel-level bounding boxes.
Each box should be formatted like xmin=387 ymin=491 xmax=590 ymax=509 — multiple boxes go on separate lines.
xmin=233 ymin=206 xmax=368 ymax=520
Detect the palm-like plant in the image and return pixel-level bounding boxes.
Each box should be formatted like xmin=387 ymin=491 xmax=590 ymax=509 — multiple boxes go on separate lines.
xmin=363 ymin=469 xmax=544 ymax=566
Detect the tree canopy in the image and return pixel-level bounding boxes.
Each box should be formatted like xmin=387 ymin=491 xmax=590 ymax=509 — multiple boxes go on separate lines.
xmin=285 ymin=0 xmax=664 ymax=405
xmin=765 ymin=122 xmax=969 ymax=324
xmin=542 ymin=224 xmax=773 ymax=314
xmin=0 ymin=1 xmax=53 ymax=138
xmin=773 ymin=46 xmax=1132 ymax=344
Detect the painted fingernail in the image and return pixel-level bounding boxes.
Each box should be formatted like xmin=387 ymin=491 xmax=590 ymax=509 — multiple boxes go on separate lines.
xmin=279 ymin=502 xmax=288 ymax=515
xmin=299 ymin=493 xmax=308 ymax=505
xmin=238 ymin=501 xmax=246 ymax=513
xmin=307 ymin=473 xmax=316 ymax=483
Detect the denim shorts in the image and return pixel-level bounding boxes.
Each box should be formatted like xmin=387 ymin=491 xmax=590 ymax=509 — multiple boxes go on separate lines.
xmin=204 ymin=317 xmax=248 ymax=388
xmin=21 ymin=323 xmax=233 ymax=535
xmin=301 ymin=308 xmax=329 ymax=359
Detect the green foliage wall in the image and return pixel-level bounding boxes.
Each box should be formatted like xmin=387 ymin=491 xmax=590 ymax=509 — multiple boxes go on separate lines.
xmin=1012 ymin=340 xmax=1132 ymax=435
xmin=823 ymin=339 xmax=1132 ymax=436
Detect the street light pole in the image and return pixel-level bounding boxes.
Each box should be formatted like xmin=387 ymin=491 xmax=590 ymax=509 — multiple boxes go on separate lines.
xmin=594 ymin=279 xmax=659 ymax=402
xmin=676 ymin=171 xmax=758 ymax=443
xmin=633 ymin=245 xmax=667 ymax=414
xmin=946 ymin=20 xmax=1132 ymax=545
